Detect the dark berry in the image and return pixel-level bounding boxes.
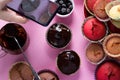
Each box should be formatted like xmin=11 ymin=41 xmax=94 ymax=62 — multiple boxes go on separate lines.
xmin=59 ymin=0 xmax=64 ymax=4
xmin=67 ymin=8 xmax=71 ymax=13
xmin=61 ymin=8 xmax=67 ymax=13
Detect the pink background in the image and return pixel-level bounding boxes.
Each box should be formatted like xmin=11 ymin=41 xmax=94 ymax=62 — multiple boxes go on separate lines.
xmin=0 ymin=0 xmax=97 ymax=80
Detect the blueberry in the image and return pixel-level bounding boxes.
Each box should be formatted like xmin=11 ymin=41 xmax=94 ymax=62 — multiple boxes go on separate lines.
xmin=59 ymin=0 xmax=64 ymax=4
xmin=69 ymin=5 xmax=73 ymax=9
xmin=62 ymin=4 xmax=66 ymax=7
xmin=61 ymin=8 xmax=67 ymax=13
xmin=67 ymin=8 xmax=71 ymax=13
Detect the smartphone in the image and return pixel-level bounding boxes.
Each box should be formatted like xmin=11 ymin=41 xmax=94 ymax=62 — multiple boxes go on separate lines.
xmin=7 ymin=0 xmax=59 ymax=26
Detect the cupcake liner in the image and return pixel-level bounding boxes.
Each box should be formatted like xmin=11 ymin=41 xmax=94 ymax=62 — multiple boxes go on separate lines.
xmin=46 ymin=23 xmax=72 ymax=49
xmin=0 ymin=23 xmax=29 ymax=55
xmin=84 ymin=0 xmax=95 ymax=15
xmin=82 ymin=16 xmax=108 ymax=43
xmin=85 ymin=42 xmax=107 ymax=65
xmin=56 ymin=50 xmax=80 ymax=75
xmin=38 ymin=69 xmax=59 ymax=80
xmin=105 ymin=0 xmax=120 ymax=21
xmin=103 ymin=33 xmax=120 ymax=58
xmin=95 ymin=59 xmax=120 ymax=80
xmin=9 ymin=61 xmax=33 ymax=80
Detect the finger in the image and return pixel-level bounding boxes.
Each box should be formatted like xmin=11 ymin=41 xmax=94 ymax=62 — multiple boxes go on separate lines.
xmin=0 ymin=9 xmax=28 ymax=23
xmin=0 ymin=0 xmax=12 ymax=10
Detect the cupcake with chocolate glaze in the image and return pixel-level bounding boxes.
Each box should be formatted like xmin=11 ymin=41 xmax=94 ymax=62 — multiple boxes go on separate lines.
xmin=95 ymin=60 xmax=120 ymax=80
xmin=86 ymin=43 xmax=106 ymax=64
xmin=57 ymin=50 xmax=80 ymax=75
xmin=9 ymin=61 xmax=33 ymax=80
xmin=38 ymin=69 xmax=59 ymax=80
xmin=46 ymin=23 xmax=71 ymax=48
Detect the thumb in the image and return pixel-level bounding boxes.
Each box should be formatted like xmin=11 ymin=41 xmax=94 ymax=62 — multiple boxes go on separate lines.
xmin=0 ymin=9 xmax=28 ymax=23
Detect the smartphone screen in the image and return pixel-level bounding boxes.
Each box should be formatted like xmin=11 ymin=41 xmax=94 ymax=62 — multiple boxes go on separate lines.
xmin=7 ymin=0 xmax=59 ymax=26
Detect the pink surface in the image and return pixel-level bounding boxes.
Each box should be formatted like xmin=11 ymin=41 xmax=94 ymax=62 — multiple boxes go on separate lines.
xmin=0 ymin=0 xmax=96 ymax=80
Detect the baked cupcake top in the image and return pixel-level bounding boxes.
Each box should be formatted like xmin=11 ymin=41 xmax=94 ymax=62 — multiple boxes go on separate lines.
xmin=86 ymin=43 xmax=105 ymax=64
xmin=9 ymin=61 xmax=33 ymax=80
xmin=95 ymin=60 xmax=120 ymax=80
xmin=38 ymin=69 xmax=59 ymax=80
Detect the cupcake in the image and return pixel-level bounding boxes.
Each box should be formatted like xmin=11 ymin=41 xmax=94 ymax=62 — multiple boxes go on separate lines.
xmin=93 ymin=0 xmax=111 ymax=21
xmin=86 ymin=43 xmax=106 ymax=64
xmin=95 ymin=60 xmax=120 ymax=80
xmin=103 ymin=33 xmax=120 ymax=58
xmin=9 ymin=61 xmax=33 ymax=80
xmin=57 ymin=50 xmax=80 ymax=75
xmin=105 ymin=0 xmax=120 ymax=21
xmin=84 ymin=5 xmax=92 ymax=18
xmin=84 ymin=0 xmax=97 ymax=15
xmin=38 ymin=69 xmax=59 ymax=80
xmin=105 ymin=0 xmax=120 ymax=29
xmin=82 ymin=16 xmax=107 ymax=42
xmin=46 ymin=23 xmax=71 ymax=48
xmin=0 ymin=23 xmax=29 ymax=55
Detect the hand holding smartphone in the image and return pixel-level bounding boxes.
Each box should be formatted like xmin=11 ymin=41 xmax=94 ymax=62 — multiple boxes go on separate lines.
xmin=7 ymin=0 xmax=59 ymax=26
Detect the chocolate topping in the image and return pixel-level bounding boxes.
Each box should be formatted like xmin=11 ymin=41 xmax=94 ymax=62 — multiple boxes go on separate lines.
xmin=47 ymin=23 xmax=71 ymax=48
xmin=38 ymin=70 xmax=59 ymax=80
xmin=0 ymin=23 xmax=27 ymax=52
xmin=57 ymin=50 xmax=80 ymax=75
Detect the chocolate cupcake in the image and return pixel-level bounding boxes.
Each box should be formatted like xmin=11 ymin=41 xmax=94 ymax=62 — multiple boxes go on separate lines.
xmin=38 ymin=69 xmax=59 ymax=80
xmin=46 ymin=23 xmax=71 ymax=48
xmin=82 ymin=16 xmax=108 ymax=42
xmin=9 ymin=61 xmax=33 ymax=80
xmin=103 ymin=33 xmax=120 ymax=58
xmin=0 ymin=23 xmax=29 ymax=55
xmin=95 ymin=60 xmax=120 ymax=80
xmin=57 ymin=50 xmax=80 ymax=75
xmin=86 ymin=43 xmax=106 ymax=64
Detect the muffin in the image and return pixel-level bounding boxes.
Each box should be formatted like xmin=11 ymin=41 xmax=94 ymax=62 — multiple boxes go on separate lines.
xmin=95 ymin=60 xmax=120 ymax=80
xmin=57 ymin=50 xmax=80 ymax=75
xmin=84 ymin=0 xmax=97 ymax=15
xmin=82 ymin=16 xmax=107 ymax=42
xmin=9 ymin=61 xmax=33 ymax=80
xmin=86 ymin=43 xmax=106 ymax=64
xmin=38 ymin=69 xmax=59 ymax=80
xmin=93 ymin=0 xmax=111 ymax=21
xmin=105 ymin=0 xmax=120 ymax=21
xmin=103 ymin=33 xmax=120 ymax=58
xmin=0 ymin=23 xmax=28 ymax=55
xmin=46 ymin=23 xmax=71 ymax=48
